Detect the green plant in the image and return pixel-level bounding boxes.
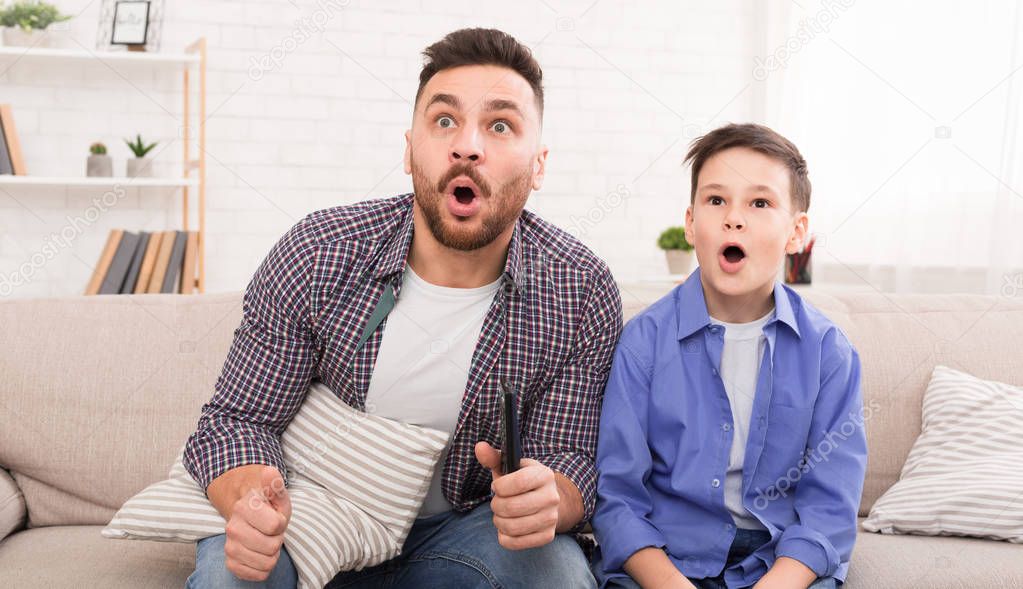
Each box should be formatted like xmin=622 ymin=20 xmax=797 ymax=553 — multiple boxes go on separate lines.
xmin=89 ymin=142 xmax=107 ymax=155
xmin=0 ymin=1 xmax=71 ymax=32
xmin=124 ymin=134 xmax=157 ymax=158
xmin=657 ymin=226 xmax=693 ymax=251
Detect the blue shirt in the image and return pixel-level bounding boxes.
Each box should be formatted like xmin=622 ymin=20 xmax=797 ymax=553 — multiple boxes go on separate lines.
xmin=592 ymin=268 xmax=867 ymax=587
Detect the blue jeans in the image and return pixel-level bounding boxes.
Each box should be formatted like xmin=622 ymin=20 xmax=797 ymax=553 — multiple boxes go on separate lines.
xmin=188 ymin=501 xmax=595 ymax=588
xmin=592 ymin=529 xmax=839 ymax=589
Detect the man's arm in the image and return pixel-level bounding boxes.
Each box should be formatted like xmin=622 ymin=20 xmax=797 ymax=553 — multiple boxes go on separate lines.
xmin=183 ymin=215 xmax=319 ymax=501
xmin=518 ymin=264 xmax=623 ymax=529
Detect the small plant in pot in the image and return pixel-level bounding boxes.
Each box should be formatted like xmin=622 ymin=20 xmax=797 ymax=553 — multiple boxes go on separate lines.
xmin=124 ymin=134 xmax=157 ymax=178
xmin=657 ymin=226 xmax=695 ymax=275
xmin=86 ymin=142 xmax=112 ymax=177
xmin=0 ymin=1 xmax=71 ymax=48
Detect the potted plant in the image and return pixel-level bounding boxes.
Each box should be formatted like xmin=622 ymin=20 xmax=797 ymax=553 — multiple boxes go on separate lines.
xmin=86 ymin=142 xmax=112 ymax=177
xmin=124 ymin=134 xmax=157 ymax=177
xmin=657 ymin=226 xmax=695 ymax=275
xmin=0 ymin=1 xmax=71 ymax=48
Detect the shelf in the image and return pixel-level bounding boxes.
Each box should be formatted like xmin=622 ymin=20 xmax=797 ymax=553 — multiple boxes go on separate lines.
xmin=0 ymin=175 xmax=197 ymax=188
xmin=0 ymin=45 xmax=199 ymax=66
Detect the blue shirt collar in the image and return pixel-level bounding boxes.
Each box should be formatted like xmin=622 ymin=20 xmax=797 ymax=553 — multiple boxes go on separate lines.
xmin=674 ymin=267 xmax=801 ymax=341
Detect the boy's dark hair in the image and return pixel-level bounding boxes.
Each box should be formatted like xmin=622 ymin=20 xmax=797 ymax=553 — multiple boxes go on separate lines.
xmin=416 ymin=28 xmax=544 ymax=117
xmin=684 ymin=123 xmax=811 ymax=213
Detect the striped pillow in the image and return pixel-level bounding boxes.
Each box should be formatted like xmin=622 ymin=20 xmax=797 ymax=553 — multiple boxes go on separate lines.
xmin=863 ymin=365 xmax=1023 ymax=543
xmin=102 ymin=381 xmax=450 ymax=589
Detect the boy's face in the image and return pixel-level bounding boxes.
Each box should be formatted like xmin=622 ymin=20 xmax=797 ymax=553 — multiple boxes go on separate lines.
xmin=685 ymin=147 xmax=808 ymax=301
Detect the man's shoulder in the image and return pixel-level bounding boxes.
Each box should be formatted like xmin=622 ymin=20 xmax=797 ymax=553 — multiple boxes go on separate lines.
xmin=298 ymin=193 xmax=413 ymax=246
xmin=518 ymin=209 xmax=613 ymax=282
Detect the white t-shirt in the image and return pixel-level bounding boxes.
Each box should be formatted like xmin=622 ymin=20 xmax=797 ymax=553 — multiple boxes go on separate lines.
xmin=363 ymin=265 xmax=502 ymax=518
xmin=708 ymin=308 xmax=774 ymax=531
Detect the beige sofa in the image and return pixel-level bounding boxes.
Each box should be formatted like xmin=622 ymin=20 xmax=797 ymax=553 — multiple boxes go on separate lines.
xmin=1 ymin=288 xmax=1021 ymax=587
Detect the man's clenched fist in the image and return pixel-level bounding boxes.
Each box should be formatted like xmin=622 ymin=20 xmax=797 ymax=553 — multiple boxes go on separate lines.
xmin=476 ymin=441 xmax=562 ymax=551
xmin=223 ymin=465 xmax=291 ymax=582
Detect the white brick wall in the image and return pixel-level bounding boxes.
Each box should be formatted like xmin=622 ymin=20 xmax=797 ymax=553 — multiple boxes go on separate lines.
xmin=0 ymin=0 xmax=757 ymax=298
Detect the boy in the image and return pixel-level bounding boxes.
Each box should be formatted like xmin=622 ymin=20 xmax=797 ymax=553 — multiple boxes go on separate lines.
xmin=591 ymin=123 xmax=866 ymax=589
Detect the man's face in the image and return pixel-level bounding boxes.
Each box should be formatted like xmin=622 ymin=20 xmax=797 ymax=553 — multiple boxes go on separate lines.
xmin=405 ymin=64 xmax=548 ymax=251
xmin=685 ymin=147 xmax=808 ymax=299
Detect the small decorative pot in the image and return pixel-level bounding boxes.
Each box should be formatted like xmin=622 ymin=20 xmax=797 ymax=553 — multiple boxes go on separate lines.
xmin=3 ymin=27 xmax=50 ymax=48
xmin=126 ymin=157 xmax=153 ymax=178
xmin=86 ymin=154 xmax=113 ymax=177
xmin=664 ymin=249 xmax=694 ymax=275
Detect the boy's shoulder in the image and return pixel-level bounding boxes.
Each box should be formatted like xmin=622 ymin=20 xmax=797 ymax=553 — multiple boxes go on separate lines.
xmin=780 ymin=283 xmax=858 ymax=358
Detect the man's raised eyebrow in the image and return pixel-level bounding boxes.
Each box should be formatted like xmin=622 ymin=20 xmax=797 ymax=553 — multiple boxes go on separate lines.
xmin=424 ymin=93 xmax=462 ymax=112
xmin=483 ymin=98 xmax=524 ymax=117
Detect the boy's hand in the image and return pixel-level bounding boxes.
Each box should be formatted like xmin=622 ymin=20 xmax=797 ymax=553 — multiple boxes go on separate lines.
xmin=475 ymin=441 xmax=561 ymax=550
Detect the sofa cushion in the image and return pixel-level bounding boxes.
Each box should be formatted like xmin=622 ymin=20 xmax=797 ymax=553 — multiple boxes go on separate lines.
xmin=862 ymin=365 xmax=1023 ymax=542
xmin=0 ymin=292 xmax=244 ymax=527
xmin=843 ymin=521 xmax=1023 ymax=588
xmin=103 ymin=381 xmax=449 ymax=589
xmin=0 ymin=525 xmax=193 ymax=587
xmin=0 ymin=469 xmax=25 ymax=540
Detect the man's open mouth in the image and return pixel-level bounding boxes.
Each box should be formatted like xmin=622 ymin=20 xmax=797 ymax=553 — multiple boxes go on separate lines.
xmin=721 ymin=243 xmax=746 ymax=263
xmin=446 ymin=177 xmax=481 ymax=204
xmin=454 ymin=186 xmax=476 ymax=204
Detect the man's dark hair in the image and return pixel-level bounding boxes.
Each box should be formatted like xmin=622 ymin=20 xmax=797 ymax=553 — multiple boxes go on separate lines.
xmin=416 ymin=28 xmax=544 ymax=117
xmin=684 ymin=123 xmax=811 ymax=213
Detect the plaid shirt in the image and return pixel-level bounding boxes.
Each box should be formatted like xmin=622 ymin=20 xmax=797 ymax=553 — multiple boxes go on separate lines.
xmin=183 ymin=193 xmax=622 ymax=523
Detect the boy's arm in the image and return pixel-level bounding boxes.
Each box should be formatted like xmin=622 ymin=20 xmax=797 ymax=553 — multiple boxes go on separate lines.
xmin=625 ymin=547 xmax=697 ymax=589
xmin=772 ymin=329 xmax=868 ymax=581
xmin=592 ymin=336 xmax=675 ymax=580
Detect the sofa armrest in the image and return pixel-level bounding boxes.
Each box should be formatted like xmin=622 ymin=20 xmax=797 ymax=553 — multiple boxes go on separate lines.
xmin=0 ymin=468 xmax=26 ymax=542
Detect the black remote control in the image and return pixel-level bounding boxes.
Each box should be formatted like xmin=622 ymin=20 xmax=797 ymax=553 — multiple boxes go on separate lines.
xmin=500 ymin=379 xmax=521 ymax=475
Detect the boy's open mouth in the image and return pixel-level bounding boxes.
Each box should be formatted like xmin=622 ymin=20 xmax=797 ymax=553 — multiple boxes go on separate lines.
xmin=721 ymin=244 xmax=746 ymax=263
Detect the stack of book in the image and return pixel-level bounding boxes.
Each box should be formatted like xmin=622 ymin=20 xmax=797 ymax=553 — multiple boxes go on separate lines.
xmin=85 ymin=229 xmax=199 ymax=295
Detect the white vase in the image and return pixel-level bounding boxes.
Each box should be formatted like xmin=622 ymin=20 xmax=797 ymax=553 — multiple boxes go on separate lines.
xmin=664 ymin=249 xmax=694 ymax=275
xmin=126 ymin=157 xmax=153 ymax=178
xmin=3 ymin=27 xmax=50 ymax=48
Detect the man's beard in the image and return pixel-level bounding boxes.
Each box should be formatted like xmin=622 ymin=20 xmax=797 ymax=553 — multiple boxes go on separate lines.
xmin=410 ymin=157 xmax=532 ymax=252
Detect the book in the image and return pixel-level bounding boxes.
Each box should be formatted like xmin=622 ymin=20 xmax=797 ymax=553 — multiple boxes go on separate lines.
xmin=120 ymin=231 xmax=150 ymax=294
xmin=147 ymin=230 xmax=177 ymax=293
xmin=0 ymin=114 xmax=13 ymax=175
xmin=161 ymin=230 xmax=187 ymax=293
xmin=134 ymin=231 xmax=163 ymax=294
xmin=0 ymin=104 xmax=26 ymax=175
xmin=84 ymin=229 xmax=124 ymax=295
xmin=99 ymin=230 xmax=140 ymax=294
xmin=180 ymin=231 xmax=198 ymax=294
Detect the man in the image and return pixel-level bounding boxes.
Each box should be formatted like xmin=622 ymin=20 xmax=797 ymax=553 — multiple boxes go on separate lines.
xmin=184 ymin=27 xmax=622 ymax=588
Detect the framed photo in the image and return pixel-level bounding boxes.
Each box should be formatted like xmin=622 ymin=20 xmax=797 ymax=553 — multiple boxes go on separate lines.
xmin=111 ymin=1 xmax=150 ymax=45
xmin=96 ymin=0 xmax=163 ymax=52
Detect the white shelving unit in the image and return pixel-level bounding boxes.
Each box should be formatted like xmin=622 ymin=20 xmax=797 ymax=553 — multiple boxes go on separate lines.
xmin=0 ymin=39 xmax=208 ymax=292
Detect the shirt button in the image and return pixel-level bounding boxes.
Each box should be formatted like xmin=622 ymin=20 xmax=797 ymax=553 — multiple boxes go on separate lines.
xmin=711 ymin=368 xmax=719 ymax=376
xmin=711 ymin=478 xmax=721 ymax=488
xmin=722 ymin=423 xmax=732 ymax=432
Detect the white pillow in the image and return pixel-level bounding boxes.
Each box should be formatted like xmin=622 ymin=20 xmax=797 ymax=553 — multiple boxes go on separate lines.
xmin=863 ymin=365 xmax=1023 ymax=543
xmin=102 ymin=381 xmax=450 ymax=589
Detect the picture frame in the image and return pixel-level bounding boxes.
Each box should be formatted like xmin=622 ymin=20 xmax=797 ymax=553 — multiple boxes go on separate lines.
xmin=111 ymin=1 xmax=150 ymax=46
xmin=95 ymin=0 xmax=163 ymax=52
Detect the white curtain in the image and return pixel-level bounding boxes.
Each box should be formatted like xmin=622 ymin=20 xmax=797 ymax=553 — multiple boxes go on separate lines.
xmin=755 ymin=1 xmax=1023 ymax=295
